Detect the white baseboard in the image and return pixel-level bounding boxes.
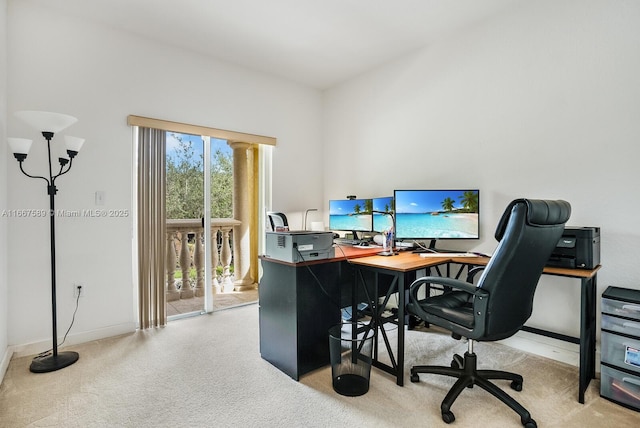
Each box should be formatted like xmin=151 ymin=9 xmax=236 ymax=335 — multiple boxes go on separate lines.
xmin=10 ymin=322 xmax=137 ymax=359
xmin=500 ymin=330 xmax=601 ymax=374
xmin=1 ymin=346 xmax=13 ymax=385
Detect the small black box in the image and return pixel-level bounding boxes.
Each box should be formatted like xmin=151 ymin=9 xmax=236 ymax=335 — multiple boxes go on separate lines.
xmin=546 ymin=226 xmax=600 ymax=269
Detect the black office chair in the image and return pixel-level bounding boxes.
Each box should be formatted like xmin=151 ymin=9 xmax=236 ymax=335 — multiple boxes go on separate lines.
xmin=407 ymin=199 xmax=571 ymax=428
xmin=267 ymin=211 xmax=289 ymax=232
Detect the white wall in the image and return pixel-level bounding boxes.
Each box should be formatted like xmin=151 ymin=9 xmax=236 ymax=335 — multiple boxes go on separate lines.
xmin=1 ymin=0 xmax=10 ymax=374
xmin=6 ymin=1 xmax=323 ymax=351
xmin=323 ymin=0 xmax=640 ymax=338
xmin=5 ymin=0 xmax=640 ymax=363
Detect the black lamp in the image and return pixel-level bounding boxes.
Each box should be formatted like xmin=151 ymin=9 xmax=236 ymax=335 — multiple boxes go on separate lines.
xmin=8 ymin=110 xmax=84 ymax=373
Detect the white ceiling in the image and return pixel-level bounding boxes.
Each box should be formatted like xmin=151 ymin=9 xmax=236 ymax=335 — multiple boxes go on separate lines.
xmin=27 ymin=0 xmax=523 ymax=89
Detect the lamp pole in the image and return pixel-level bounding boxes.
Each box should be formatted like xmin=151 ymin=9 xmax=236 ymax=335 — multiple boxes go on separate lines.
xmin=303 ymin=208 xmax=318 ymax=230
xmin=9 ymin=111 xmax=84 ymax=373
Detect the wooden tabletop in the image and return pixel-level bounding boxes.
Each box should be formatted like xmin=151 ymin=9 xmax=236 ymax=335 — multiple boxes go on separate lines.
xmin=261 ymin=245 xmax=601 ymax=279
xmin=348 ymin=251 xmax=482 ymax=271
xmin=349 ymin=251 xmax=601 ymax=279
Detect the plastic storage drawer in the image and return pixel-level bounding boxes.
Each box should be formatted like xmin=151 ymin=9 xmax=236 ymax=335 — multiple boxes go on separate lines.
xmin=602 ymin=297 xmax=640 ymax=321
xmin=601 ymin=365 xmax=640 ymax=410
xmin=601 ymin=332 xmax=640 ymax=375
xmin=602 ymin=314 xmax=640 ymax=336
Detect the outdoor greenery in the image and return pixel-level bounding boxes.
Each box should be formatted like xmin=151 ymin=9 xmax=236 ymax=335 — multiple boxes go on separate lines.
xmin=166 ymin=133 xmax=233 ymax=219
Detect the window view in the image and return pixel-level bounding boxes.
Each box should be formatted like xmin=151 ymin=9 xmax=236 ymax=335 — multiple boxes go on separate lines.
xmin=165 ymin=132 xmax=245 ymax=318
xmin=166 ymin=133 xmax=233 ymax=219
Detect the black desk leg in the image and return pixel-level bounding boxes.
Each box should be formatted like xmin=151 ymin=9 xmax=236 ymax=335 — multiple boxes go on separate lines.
xmin=579 ymin=274 xmax=597 ymax=404
xmin=396 ymin=274 xmax=405 ymax=386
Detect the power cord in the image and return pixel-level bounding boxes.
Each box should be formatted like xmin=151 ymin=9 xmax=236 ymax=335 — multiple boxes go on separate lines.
xmin=295 ymin=247 xmax=341 ymax=310
xmin=333 ymin=243 xmax=378 ymax=320
xmin=33 ymin=288 xmax=81 ymax=360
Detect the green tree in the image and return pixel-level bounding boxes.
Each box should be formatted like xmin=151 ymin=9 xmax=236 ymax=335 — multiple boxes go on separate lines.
xmin=166 ymin=134 xmax=204 ymax=219
xmin=364 ymin=198 xmax=373 ymax=213
xmin=210 ymin=147 xmax=233 ymax=218
xmin=166 ymin=133 xmax=233 ymax=219
xmin=459 ymin=191 xmax=479 ymax=213
xmin=441 ymin=197 xmax=455 ymax=212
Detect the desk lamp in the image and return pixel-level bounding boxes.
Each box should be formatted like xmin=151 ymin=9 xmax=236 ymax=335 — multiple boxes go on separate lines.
xmin=303 ymin=208 xmax=318 ymax=230
xmin=373 ymin=210 xmax=396 ymax=256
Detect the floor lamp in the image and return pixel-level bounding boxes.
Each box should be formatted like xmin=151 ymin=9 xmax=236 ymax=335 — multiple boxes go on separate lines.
xmin=8 ymin=111 xmax=85 ymax=373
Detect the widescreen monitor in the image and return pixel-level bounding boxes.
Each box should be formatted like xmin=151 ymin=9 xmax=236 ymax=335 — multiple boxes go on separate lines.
xmin=372 ymin=196 xmax=394 ymax=232
xmin=394 ymin=189 xmax=479 ymax=242
xmin=329 ymin=198 xmax=373 ymax=233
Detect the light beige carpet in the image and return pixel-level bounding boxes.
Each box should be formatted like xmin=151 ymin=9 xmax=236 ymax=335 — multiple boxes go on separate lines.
xmin=1 ymin=304 xmax=638 ymax=427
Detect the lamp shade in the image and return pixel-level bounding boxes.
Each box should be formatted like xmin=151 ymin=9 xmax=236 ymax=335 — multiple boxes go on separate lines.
xmin=15 ymin=110 xmax=78 ymax=133
xmin=8 ymin=137 xmax=33 ymax=155
xmin=64 ymin=136 xmax=85 ymax=153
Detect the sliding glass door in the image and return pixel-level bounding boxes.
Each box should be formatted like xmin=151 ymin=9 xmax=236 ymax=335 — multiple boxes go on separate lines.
xmin=165 ymin=132 xmax=233 ymax=318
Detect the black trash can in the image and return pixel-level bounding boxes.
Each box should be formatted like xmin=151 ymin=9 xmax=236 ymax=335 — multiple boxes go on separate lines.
xmin=328 ymin=321 xmax=374 ymax=396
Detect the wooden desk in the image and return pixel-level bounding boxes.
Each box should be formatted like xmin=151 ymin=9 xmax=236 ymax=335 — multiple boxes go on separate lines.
xmin=349 ymin=252 xmax=601 ymax=403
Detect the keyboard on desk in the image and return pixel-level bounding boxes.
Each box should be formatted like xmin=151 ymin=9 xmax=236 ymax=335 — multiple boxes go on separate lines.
xmin=334 ymin=238 xmax=365 ymax=246
xmin=419 ymin=252 xmax=476 ymax=258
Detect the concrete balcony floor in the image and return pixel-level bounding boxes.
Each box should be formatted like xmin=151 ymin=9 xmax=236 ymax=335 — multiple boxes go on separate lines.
xmin=167 ymin=288 xmax=258 ymax=317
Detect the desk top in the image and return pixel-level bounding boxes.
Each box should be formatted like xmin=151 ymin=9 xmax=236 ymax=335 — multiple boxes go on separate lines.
xmin=349 ymin=251 xmax=601 ymax=279
xmin=261 ymin=246 xmax=601 ymax=279
xmin=348 ymin=251 xmax=462 ymax=271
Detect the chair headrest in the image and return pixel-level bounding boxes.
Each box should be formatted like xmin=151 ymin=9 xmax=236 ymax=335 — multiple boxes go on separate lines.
xmin=495 ymin=199 xmax=571 ymax=241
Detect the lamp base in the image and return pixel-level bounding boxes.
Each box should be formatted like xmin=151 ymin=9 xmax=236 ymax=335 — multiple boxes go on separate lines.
xmin=29 ymin=351 xmax=79 ymax=373
xmin=377 ymin=251 xmax=397 ymax=256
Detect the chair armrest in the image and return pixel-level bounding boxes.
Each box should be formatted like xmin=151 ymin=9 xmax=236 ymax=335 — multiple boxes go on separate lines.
xmin=409 ymin=276 xmax=488 ymax=304
xmin=466 ymin=266 xmax=485 ymax=283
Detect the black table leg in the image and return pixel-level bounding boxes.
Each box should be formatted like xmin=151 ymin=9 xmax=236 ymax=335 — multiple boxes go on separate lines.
xmin=579 ymin=274 xmax=597 ymax=404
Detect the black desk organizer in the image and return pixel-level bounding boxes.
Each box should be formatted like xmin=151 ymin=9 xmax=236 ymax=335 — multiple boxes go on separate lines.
xmin=600 ymin=286 xmax=640 ymax=411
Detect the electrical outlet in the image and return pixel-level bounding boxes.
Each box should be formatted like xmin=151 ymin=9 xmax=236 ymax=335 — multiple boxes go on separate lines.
xmin=73 ymin=283 xmax=85 ymax=298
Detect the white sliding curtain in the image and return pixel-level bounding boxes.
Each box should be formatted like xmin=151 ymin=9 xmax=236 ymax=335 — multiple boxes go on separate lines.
xmin=137 ymin=127 xmax=167 ymax=328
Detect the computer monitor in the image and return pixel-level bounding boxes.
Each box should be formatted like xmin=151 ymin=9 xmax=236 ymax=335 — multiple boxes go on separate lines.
xmin=394 ymin=189 xmax=479 ymax=249
xmin=372 ymin=196 xmax=394 ymax=232
xmin=329 ymin=198 xmax=373 ymax=238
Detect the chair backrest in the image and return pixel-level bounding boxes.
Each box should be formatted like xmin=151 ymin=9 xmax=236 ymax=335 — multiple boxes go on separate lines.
xmin=267 ymin=212 xmax=289 ymax=232
xmin=475 ymin=199 xmax=571 ymax=340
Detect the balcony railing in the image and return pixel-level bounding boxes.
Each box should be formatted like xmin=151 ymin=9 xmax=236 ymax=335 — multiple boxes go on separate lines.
xmin=166 ymin=218 xmax=242 ymax=302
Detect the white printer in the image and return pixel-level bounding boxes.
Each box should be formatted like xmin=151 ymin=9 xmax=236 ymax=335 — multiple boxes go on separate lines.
xmin=265 ymin=231 xmax=335 ymax=263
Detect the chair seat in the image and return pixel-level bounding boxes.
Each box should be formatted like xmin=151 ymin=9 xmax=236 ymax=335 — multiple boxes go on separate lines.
xmin=419 ymin=291 xmax=475 ymax=329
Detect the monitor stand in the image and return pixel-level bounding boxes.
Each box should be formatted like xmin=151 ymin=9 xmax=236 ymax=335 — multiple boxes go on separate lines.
xmin=411 ymin=239 xmax=438 ymax=253
xmin=412 ymin=239 xmax=465 ymax=254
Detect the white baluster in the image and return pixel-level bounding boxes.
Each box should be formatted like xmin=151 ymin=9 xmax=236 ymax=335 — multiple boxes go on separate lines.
xmin=194 ymin=231 xmax=205 ymax=297
xmin=211 ymin=227 xmax=221 ymax=294
xmin=220 ymin=226 xmax=234 ymax=292
xmin=179 ymin=231 xmax=194 ymax=298
xmin=166 ymin=231 xmax=180 ymax=301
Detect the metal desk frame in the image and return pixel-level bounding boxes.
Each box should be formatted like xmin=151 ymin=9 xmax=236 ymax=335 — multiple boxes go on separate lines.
xmin=349 ymin=252 xmax=601 ymax=403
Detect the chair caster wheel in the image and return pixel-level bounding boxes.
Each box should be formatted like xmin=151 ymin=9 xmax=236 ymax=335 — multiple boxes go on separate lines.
xmin=410 ymin=373 xmax=420 ymax=382
xmin=523 ymin=418 xmax=537 ymax=428
xmin=511 ymin=380 xmax=523 ymax=391
xmin=442 ymin=411 xmax=455 ymax=424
